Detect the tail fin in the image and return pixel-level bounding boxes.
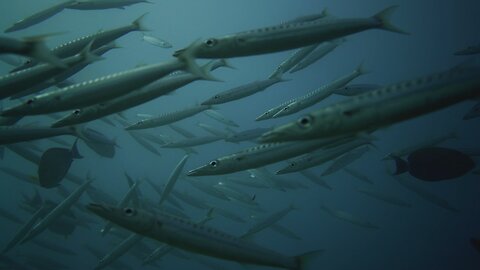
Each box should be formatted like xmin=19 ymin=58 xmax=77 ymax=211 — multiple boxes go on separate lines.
xmin=79 ymin=39 xmax=104 ymax=64
xmin=71 ymin=139 xmax=83 ymax=159
xmin=373 ymin=6 xmax=409 ymax=35
xmin=132 ymin=13 xmax=149 ymax=32
xmin=389 ymin=155 xmax=409 ymax=175
xmin=210 ymin=59 xmax=235 ymax=71
xmin=173 ymin=39 xmax=222 ymax=82
xmin=24 ymin=33 xmax=67 ymax=68
xmin=294 ymin=249 xmax=324 ymax=270
xmin=355 ymin=62 xmax=369 ymax=76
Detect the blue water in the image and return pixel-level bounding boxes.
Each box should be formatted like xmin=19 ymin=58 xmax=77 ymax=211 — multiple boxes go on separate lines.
xmin=1 ymin=0 xmax=479 ymax=269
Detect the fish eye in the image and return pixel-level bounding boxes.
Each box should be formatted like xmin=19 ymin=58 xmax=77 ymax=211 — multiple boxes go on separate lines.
xmin=124 ymin=208 xmax=136 ymax=216
xmin=25 ymin=60 xmax=31 ymax=64
xmin=297 ymin=115 xmax=313 ymax=128
xmin=204 ymin=38 xmax=217 ymax=47
xmin=209 ymin=160 xmax=219 ymax=167
xmin=73 ymin=109 xmax=81 ymax=115
xmin=26 ymin=99 xmax=35 ymax=105
xmin=213 ymin=95 xmax=219 ymax=99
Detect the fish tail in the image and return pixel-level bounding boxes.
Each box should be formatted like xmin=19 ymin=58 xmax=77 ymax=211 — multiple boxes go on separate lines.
xmin=71 ymin=139 xmax=83 ymax=159
xmin=356 ymin=62 xmax=369 ymax=75
xmin=373 ymin=5 xmax=409 ymax=35
xmin=293 ymin=249 xmax=324 ymax=270
xmin=175 ymin=39 xmax=222 ymax=82
xmin=215 ymin=59 xmax=235 ymax=70
xmin=24 ymin=34 xmax=67 ymax=68
xmin=132 ymin=13 xmax=150 ymax=32
xmin=389 ymin=155 xmax=409 ymax=175
xmin=80 ymin=39 xmax=104 ymax=64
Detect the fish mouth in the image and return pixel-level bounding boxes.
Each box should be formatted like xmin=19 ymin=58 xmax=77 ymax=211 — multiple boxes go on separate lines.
xmin=186 ymin=166 xmax=208 ymax=176
xmin=173 ymin=48 xmax=186 ymax=58
xmin=258 ymin=129 xmax=286 ymax=143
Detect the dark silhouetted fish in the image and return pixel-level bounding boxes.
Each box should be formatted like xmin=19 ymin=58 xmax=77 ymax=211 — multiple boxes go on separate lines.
xmin=391 ymin=147 xmax=475 ymax=181
xmin=37 ymin=140 xmax=83 ymax=188
xmin=463 ymin=101 xmax=480 ymax=120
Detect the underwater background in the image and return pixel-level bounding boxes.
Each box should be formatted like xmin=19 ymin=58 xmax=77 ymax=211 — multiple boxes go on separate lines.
xmin=0 ymin=0 xmax=479 ymax=269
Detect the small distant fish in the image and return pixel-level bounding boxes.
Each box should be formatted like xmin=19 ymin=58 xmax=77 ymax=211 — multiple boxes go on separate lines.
xmin=95 ymin=233 xmax=143 ymax=270
xmin=390 ymin=147 xmax=475 ymax=181
xmin=158 ymin=155 xmax=190 ymax=206
xmin=289 ymin=39 xmax=344 ymax=73
xmin=225 ymin=127 xmax=270 ymax=143
xmin=4 ymin=1 xmax=76 ymax=33
xmin=321 ymin=145 xmax=370 ymax=176
xmin=320 ymin=204 xmax=378 ymax=229
xmin=67 ymin=0 xmax=152 ymax=10
xmin=204 ymin=109 xmax=239 ymax=127
xmin=454 ymin=44 xmax=480 ymax=56
xmin=142 ymin=34 xmax=172 ymax=48
xmin=38 ymin=140 xmax=83 ymax=188
xmin=463 ymin=101 xmax=480 ymax=120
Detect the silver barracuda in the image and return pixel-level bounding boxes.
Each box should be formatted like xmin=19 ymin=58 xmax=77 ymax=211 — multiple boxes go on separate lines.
xmin=94 ymin=233 xmax=143 ymax=270
xmin=187 ymin=136 xmax=348 ymax=176
xmin=4 ymin=1 xmax=76 ymax=33
xmin=173 ymin=6 xmax=406 ymax=76
xmin=51 ymin=59 xmax=229 ymax=127
xmin=289 ymin=40 xmax=344 ymax=73
xmin=0 ymin=42 xmax=100 ymax=100
xmin=272 ymin=63 xmax=366 ymax=118
xmin=260 ymin=65 xmax=480 ymax=142
xmin=125 ymin=105 xmax=212 ymax=130
xmin=87 ymin=204 xmax=322 ymax=270
xmin=67 ymin=0 xmax=151 ymax=10
xmin=2 ymin=57 xmax=205 ymax=117
xmin=161 ymin=136 xmax=224 ymax=148
xmin=158 ymin=155 xmax=189 ymax=206
xmin=201 ymin=76 xmax=286 ymax=105
xmin=333 ymin=84 xmax=381 ymax=96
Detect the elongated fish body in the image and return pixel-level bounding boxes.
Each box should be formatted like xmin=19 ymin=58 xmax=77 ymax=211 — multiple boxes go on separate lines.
xmin=271 ymin=224 xmax=302 ymax=240
xmin=52 ymin=60 xmax=227 ymax=127
xmin=454 ymin=44 xmax=480 ymax=56
xmin=95 ymin=233 xmax=143 ymax=270
xmin=145 ymin=179 xmax=185 ymax=211
xmin=333 ymin=84 xmax=381 ymax=96
xmin=321 ymin=145 xmax=370 ymax=176
xmin=170 ymin=189 xmax=210 ymax=210
xmin=128 ymin=131 xmax=162 ymax=156
xmin=169 ymin=124 xmax=195 ymax=138
xmin=187 ymin=179 xmax=231 ymax=201
xmin=273 ymin=64 xmax=365 ymax=118
xmin=187 ymin=136 xmax=346 ymax=176
xmin=356 ymin=187 xmax=411 ymax=208
xmin=143 ymin=244 xmax=173 ymax=265
xmin=3 ymin=59 xmax=191 ymax=117
xmin=12 ymin=43 xmax=118 ymax=100
xmin=261 ymin=65 xmax=480 ymax=142
xmin=392 ymin=175 xmax=458 ymax=212
xmin=320 ymin=204 xmax=378 ymax=229
xmin=13 ymin=14 xmax=146 ymax=72
xmin=243 ymin=205 xmax=295 ymax=237
xmin=0 ymin=43 xmax=99 ymax=100
xmin=0 ymin=126 xmax=76 ymax=145
xmin=87 ymin=204 xmax=318 ymax=270
xmin=0 ymin=208 xmax=23 ymax=224
xmin=21 ymin=179 xmax=92 ymax=243
xmin=290 ymin=40 xmax=343 ymax=73
xmin=225 ymin=127 xmax=270 ymax=142
xmin=162 ymin=136 xmax=223 ymax=148
xmin=125 ymin=105 xmax=211 ymax=130
xmin=269 ymin=44 xmax=319 ymax=79
xmin=2 ymin=205 xmax=47 ymax=253
xmin=67 ymin=0 xmax=150 ymax=10
xmin=142 ymin=34 xmax=172 ymax=48
xmin=277 ymin=138 xmax=369 ymax=174
xmin=4 ymin=1 xmax=76 ymax=33
xmin=174 ymin=6 xmax=405 ymax=60
xmin=202 ymin=77 xmax=285 ymax=105
xmin=197 ymin=123 xmax=231 ymax=137
xmin=256 ymin=95 xmax=303 ymax=121
xmin=343 ymin=168 xmax=374 ymax=184
xmin=158 ymin=155 xmax=189 ymax=206
xmin=204 ymin=109 xmax=239 ymax=127
xmin=298 ymin=170 xmax=331 ymax=190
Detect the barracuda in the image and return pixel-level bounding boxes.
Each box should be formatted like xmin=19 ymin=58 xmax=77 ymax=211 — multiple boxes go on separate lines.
xmin=260 ymin=65 xmax=480 ymax=142
xmin=87 ymin=204 xmax=322 ymax=270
